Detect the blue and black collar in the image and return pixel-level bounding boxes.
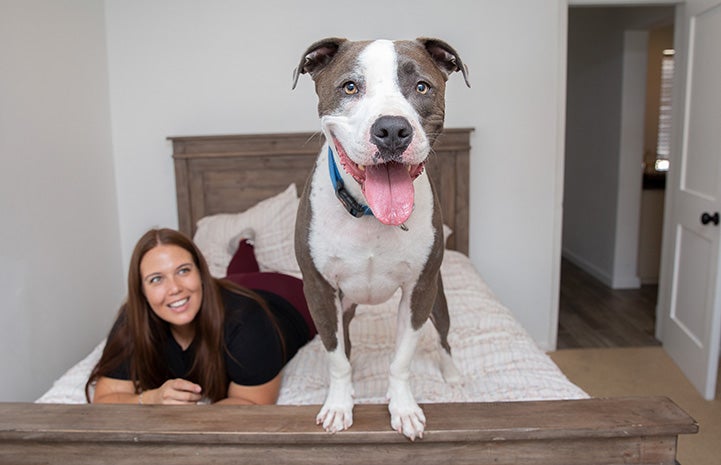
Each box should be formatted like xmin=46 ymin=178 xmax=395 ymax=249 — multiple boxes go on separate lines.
xmin=327 ymin=146 xmax=374 ymax=218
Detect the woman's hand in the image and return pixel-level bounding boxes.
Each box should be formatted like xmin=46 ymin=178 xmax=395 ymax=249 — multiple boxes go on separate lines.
xmin=93 ymin=376 xmax=202 ymax=405
xmin=147 ymin=378 xmax=203 ymax=405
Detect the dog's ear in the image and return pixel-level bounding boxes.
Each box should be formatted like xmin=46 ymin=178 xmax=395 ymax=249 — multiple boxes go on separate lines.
xmin=292 ymin=38 xmax=348 ymax=89
xmin=417 ymin=38 xmax=471 ymax=88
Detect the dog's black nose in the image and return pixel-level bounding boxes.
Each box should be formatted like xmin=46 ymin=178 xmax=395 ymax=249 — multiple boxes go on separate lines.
xmin=370 ymin=116 xmax=413 ymax=159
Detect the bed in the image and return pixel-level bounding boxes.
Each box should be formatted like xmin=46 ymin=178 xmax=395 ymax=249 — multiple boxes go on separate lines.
xmin=1 ymin=129 xmax=696 ymax=464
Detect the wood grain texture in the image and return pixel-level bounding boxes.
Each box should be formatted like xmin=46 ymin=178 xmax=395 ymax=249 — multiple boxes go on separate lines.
xmin=0 ymin=397 xmax=697 ymax=465
xmin=169 ymin=128 xmax=473 ymax=254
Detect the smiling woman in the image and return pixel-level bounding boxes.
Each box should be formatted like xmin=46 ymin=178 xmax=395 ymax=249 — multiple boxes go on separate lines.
xmin=85 ymin=228 xmax=316 ymax=406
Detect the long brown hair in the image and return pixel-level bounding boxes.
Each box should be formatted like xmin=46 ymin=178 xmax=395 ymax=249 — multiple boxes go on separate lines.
xmin=85 ymin=228 xmax=277 ymax=402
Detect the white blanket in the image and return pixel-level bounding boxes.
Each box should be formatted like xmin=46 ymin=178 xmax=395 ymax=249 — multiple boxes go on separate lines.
xmin=37 ymin=250 xmax=587 ymax=404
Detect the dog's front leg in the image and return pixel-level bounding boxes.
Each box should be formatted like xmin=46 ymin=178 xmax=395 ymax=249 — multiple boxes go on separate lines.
xmin=317 ymin=296 xmax=355 ymax=433
xmin=387 ymin=292 xmax=427 ymax=440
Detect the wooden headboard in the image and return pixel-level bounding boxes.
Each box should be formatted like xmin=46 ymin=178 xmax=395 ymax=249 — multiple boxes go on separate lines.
xmin=169 ymin=128 xmax=472 ymax=254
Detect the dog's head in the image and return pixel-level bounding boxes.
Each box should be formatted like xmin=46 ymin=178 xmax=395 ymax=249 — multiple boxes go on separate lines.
xmin=293 ymin=38 xmax=469 ymax=226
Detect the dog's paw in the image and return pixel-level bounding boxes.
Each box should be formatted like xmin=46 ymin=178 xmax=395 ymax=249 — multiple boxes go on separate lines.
xmin=388 ymin=400 xmax=426 ymax=440
xmin=387 ymin=379 xmax=426 ymax=440
xmin=316 ymin=402 xmax=354 ymax=433
xmin=317 ymin=381 xmax=354 ymax=433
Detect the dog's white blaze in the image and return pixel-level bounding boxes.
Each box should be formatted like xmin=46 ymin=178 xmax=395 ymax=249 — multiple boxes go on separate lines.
xmin=359 ymin=40 xmax=399 ymax=99
xmin=358 ymin=40 xmax=429 ymax=160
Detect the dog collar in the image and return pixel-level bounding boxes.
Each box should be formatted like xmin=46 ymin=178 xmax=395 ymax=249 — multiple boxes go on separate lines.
xmin=327 ymin=146 xmax=374 ymax=218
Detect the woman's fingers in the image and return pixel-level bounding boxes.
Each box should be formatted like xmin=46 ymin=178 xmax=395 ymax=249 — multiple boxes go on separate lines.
xmin=159 ymin=379 xmax=202 ymax=404
xmin=170 ymin=378 xmax=202 ymax=395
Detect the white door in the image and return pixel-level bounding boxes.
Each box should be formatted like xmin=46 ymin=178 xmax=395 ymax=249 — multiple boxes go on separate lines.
xmin=658 ymin=0 xmax=721 ymax=400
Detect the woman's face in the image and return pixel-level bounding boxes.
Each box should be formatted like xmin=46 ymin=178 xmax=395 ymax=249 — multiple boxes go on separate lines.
xmin=140 ymin=244 xmax=203 ymax=334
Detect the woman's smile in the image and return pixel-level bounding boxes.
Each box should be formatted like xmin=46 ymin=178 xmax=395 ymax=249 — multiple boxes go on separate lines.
xmin=168 ymin=297 xmax=190 ymax=311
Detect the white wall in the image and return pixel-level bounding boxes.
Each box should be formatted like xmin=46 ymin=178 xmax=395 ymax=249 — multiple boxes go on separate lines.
xmin=0 ymin=0 xmax=123 ymax=401
xmin=105 ymin=0 xmax=568 ymax=349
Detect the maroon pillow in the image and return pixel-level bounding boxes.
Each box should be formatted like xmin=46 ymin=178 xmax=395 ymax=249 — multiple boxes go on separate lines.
xmin=225 ymin=239 xmax=315 ymax=337
xmin=226 ymin=239 xmax=260 ymax=275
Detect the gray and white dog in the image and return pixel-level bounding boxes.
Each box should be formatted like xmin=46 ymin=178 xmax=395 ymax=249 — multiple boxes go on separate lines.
xmin=292 ymin=37 xmax=469 ymax=440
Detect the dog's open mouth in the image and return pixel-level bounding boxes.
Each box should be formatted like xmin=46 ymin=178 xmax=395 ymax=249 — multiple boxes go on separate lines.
xmin=333 ymin=139 xmax=424 ymax=226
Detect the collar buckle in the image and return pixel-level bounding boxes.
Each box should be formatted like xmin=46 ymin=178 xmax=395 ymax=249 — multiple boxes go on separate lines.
xmin=335 ymin=185 xmax=369 ymax=218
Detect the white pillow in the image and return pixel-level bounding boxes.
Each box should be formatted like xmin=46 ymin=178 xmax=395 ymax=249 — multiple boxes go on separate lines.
xmin=193 ymin=184 xmax=299 ymax=277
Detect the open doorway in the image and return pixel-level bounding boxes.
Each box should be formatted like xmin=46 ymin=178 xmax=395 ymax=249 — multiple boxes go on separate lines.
xmin=558 ymin=5 xmax=675 ymax=349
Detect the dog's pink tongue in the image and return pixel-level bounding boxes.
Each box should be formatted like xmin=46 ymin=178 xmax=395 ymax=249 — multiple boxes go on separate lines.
xmin=363 ymin=163 xmax=414 ymax=226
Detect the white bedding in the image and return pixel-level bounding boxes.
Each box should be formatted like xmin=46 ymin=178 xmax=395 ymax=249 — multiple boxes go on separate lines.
xmin=37 ymin=250 xmax=587 ymax=404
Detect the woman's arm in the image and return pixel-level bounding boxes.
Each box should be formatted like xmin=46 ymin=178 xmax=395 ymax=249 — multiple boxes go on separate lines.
xmin=93 ymin=376 xmax=202 ymax=405
xmin=217 ymin=373 xmax=282 ymax=405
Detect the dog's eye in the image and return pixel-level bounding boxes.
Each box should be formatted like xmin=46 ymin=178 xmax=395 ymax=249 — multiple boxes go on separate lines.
xmin=342 ymin=81 xmax=358 ymax=95
xmin=416 ymin=81 xmax=430 ymax=94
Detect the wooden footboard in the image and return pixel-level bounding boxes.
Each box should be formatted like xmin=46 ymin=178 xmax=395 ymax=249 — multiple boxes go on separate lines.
xmin=0 ymin=397 xmax=696 ymax=464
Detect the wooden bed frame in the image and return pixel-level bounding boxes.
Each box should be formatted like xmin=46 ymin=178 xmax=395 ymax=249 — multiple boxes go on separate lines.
xmin=0 ymin=129 xmax=697 ymax=464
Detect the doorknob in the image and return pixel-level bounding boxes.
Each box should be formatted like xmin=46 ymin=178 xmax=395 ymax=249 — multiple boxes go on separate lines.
xmin=701 ymin=212 xmax=720 ymax=226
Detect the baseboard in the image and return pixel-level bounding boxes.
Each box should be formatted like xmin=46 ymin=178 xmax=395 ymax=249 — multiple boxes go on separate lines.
xmin=640 ymin=276 xmax=659 ymax=285
xmin=612 ymin=274 xmax=641 ymax=289
xmin=562 ymin=249 xmax=642 ymax=289
xmin=562 ymin=249 xmax=614 ymax=287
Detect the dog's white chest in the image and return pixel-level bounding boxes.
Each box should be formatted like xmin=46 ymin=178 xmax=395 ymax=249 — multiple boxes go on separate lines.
xmin=307 ymin=160 xmax=436 ymax=305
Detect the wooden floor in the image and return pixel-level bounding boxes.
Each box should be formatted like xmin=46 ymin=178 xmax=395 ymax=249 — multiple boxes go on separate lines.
xmin=557 ymin=258 xmax=661 ymax=349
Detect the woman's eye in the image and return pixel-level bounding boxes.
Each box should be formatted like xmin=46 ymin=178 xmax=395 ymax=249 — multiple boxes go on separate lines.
xmin=149 ymin=276 xmax=161 ymax=284
xmin=178 ymin=267 xmax=191 ymax=275
xmin=343 ymin=81 xmax=358 ymax=95
xmin=416 ymin=81 xmax=430 ymax=94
